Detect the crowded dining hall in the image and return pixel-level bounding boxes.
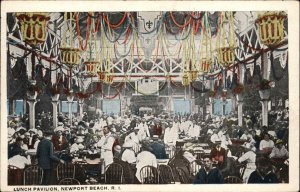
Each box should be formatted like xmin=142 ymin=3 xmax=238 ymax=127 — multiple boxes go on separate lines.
xmin=5 ymin=9 xmax=289 ymax=186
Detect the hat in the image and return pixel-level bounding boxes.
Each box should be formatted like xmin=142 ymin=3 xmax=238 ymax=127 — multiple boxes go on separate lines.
xmin=75 ymin=136 xmax=84 ymax=143
xmin=114 ymin=145 xmax=122 ymax=152
xmin=29 ymin=128 xmax=37 ymax=134
xmin=37 ymin=130 xmax=43 ymax=137
xmin=120 ymin=127 xmax=127 ymax=133
xmin=152 ymin=135 xmax=159 ymax=140
xmin=275 ymin=139 xmax=283 ymax=145
xmin=54 ymin=126 xmax=64 ymax=132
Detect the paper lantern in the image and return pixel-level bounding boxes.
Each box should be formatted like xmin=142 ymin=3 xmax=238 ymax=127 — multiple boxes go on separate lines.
xmin=255 ymin=12 xmax=286 ymax=47
xmin=16 ymin=13 xmax=50 ymax=45
xmin=60 ymin=47 xmax=81 ymax=66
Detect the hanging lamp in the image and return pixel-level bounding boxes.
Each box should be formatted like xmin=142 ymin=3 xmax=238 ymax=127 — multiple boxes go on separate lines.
xmin=255 ymin=11 xmax=286 ymax=47
xmin=16 ymin=12 xmax=50 ymax=46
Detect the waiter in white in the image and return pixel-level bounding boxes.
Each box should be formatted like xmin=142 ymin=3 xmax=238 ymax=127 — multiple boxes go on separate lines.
xmin=97 ymin=126 xmax=115 ymax=169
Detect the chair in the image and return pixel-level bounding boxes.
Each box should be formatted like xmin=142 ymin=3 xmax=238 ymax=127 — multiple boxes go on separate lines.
xmin=165 ymin=146 xmax=175 ymax=159
xmin=104 ymin=163 xmax=124 ymax=184
xmin=158 ymin=164 xmax=175 ymax=184
xmin=175 ymin=167 xmax=190 ymax=184
xmin=140 ymin=166 xmax=159 ymax=184
xmin=74 ymin=161 xmax=88 ymax=184
xmin=57 ymin=163 xmax=75 ymax=182
xmin=224 ymin=176 xmax=243 ymax=184
xmin=23 ymin=165 xmax=43 ymax=185
xmin=190 ymin=160 xmax=202 ymax=177
xmin=58 ymin=178 xmax=80 ymax=185
xmin=8 ymin=165 xmax=23 ymax=185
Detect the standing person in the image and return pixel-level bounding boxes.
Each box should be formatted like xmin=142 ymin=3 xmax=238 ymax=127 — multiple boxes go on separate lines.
xmin=36 ymin=131 xmax=65 ymax=185
xmin=152 ymin=119 xmax=162 ymax=137
xmin=193 ymin=156 xmax=224 ymax=184
xmin=97 ymin=126 xmax=116 ymax=168
xmin=238 ymin=144 xmax=257 ymax=183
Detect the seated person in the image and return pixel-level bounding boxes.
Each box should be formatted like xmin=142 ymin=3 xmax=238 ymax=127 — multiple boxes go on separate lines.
xmin=210 ymin=129 xmax=220 ymax=144
xmin=150 ymin=135 xmax=168 ymax=159
xmin=210 ymin=140 xmax=227 ymax=169
xmin=269 ymin=139 xmax=289 ymax=159
xmin=135 ymin=143 xmax=157 ymax=183
xmin=70 ymin=136 xmax=85 ymax=154
xmin=8 ymin=150 xmax=31 ymax=169
xmin=248 ymin=157 xmax=279 ymax=183
xmin=259 ymin=133 xmax=274 ymax=155
xmin=121 ymin=141 xmax=137 ymax=164
xmin=193 ymin=156 xmax=224 ymax=184
xmin=8 ymin=137 xmax=25 ymax=159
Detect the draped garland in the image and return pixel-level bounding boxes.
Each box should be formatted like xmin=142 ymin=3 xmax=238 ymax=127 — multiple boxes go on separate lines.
xmin=7 ymin=11 xmax=289 ymax=100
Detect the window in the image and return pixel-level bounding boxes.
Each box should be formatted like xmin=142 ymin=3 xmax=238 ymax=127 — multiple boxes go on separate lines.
xmin=61 ymin=101 xmax=78 ymax=113
xmin=102 ymin=99 xmax=120 ymax=115
xmin=173 ymin=99 xmax=191 ymax=115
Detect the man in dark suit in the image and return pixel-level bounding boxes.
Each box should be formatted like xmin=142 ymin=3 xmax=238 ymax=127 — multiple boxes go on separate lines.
xmin=36 ymin=131 xmax=65 ymax=185
xmin=193 ymin=157 xmax=224 ymax=184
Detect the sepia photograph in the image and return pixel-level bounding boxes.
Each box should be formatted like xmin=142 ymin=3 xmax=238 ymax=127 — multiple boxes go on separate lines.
xmin=1 ymin=1 xmax=299 ymax=192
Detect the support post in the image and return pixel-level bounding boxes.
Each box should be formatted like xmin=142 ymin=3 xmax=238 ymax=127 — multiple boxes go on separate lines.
xmin=259 ymin=90 xmax=270 ymax=127
xmin=236 ymin=94 xmax=244 ymax=126
xmin=27 ymin=91 xmax=37 ymax=129
xmin=78 ymin=98 xmax=84 ymax=121
xmin=67 ymin=94 xmax=74 ymax=125
xmin=51 ymin=94 xmax=60 ymax=128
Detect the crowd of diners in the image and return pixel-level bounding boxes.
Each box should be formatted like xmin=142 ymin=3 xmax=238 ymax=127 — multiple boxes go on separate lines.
xmin=7 ymin=107 xmax=289 ymax=184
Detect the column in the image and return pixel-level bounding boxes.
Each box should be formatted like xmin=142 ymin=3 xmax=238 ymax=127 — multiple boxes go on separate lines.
xmin=67 ymin=94 xmax=74 ymax=125
xmin=221 ymin=98 xmax=226 ymax=117
xmin=209 ymin=97 xmax=214 ymax=117
xmin=78 ymin=98 xmax=84 ymax=121
xmin=51 ymin=94 xmax=60 ymax=128
xmin=236 ymin=94 xmax=244 ymax=126
xmin=259 ymin=90 xmax=270 ymax=127
xmin=27 ymin=91 xmax=37 ymax=129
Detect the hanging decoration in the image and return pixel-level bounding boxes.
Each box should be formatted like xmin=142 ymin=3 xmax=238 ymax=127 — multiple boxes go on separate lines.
xmin=199 ymin=12 xmax=213 ymax=73
xmin=255 ymin=11 xmax=287 ymax=47
xmin=215 ymin=12 xmax=236 ymax=68
xmin=98 ymin=20 xmax=114 ymax=85
xmin=60 ymin=12 xmax=81 ymax=66
xmin=16 ymin=12 xmax=50 ymax=46
xmin=182 ymin=24 xmax=197 ymax=86
xmin=137 ymin=12 xmax=163 ymax=60
xmin=84 ymin=13 xmax=100 ymax=76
